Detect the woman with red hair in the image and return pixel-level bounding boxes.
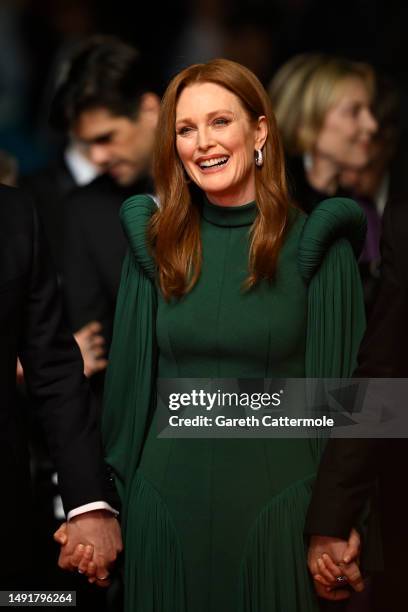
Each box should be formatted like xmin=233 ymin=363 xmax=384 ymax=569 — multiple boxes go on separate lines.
xmin=100 ymin=59 xmax=366 ymax=611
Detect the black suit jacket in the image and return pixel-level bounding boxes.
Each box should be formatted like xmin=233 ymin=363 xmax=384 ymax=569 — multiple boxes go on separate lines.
xmin=60 ymin=174 xmax=153 ymax=349
xmin=0 ymin=185 xmax=115 ymax=580
xmin=20 ymin=155 xmax=77 ymax=270
xmin=305 ymin=198 xmax=408 ymax=586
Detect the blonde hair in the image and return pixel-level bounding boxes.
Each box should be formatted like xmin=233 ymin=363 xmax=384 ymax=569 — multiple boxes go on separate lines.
xmin=269 ymin=54 xmax=375 ymax=156
xmin=150 ymin=58 xmax=291 ymax=300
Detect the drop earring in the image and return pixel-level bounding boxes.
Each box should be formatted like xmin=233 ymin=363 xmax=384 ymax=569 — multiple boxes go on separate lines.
xmin=255 ymin=148 xmax=264 ymax=167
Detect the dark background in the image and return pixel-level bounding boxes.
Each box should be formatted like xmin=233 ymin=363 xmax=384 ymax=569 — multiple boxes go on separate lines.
xmin=0 ymin=0 xmax=407 ymax=175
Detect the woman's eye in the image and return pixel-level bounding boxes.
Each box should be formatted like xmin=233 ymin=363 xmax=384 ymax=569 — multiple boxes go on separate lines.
xmin=347 ymin=104 xmax=361 ymax=118
xmin=213 ymin=117 xmax=230 ymax=127
xmin=178 ymin=126 xmax=194 ymax=136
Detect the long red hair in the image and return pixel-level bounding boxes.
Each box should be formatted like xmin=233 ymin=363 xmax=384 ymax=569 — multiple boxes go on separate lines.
xmin=149 ymin=58 xmax=291 ymax=300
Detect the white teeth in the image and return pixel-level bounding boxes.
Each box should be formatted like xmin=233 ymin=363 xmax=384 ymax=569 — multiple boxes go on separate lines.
xmin=199 ymin=156 xmax=229 ymax=168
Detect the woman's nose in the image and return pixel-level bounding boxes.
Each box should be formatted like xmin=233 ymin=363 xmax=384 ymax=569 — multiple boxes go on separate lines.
xmin=197 ymin=127 xmax=214 ymax=150
xmin=362 ymin=108 xmax=378 ymax=134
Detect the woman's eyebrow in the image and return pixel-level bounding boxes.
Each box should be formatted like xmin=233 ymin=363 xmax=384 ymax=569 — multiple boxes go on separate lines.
xmin=175 ymin=109 xmax=234 ymax=125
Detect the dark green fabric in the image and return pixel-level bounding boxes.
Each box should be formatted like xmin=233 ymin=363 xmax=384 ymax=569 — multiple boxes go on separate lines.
xmin=102 ymin=195 xmax=366 ymax=612
xmin=300 ymin=199 xmax=366 ymax=463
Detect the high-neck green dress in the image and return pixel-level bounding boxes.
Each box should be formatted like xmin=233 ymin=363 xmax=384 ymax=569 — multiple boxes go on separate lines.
xmin=102 ymin=195 xmax=367 ymax=612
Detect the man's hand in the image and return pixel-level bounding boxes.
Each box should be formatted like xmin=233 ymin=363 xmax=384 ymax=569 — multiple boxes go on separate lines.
xmin=54 ymin=510 xmax=122 ymax=587
xmin=308 ymin=528 xmax=364 ymax=600
xmin=74 ymin=321 xmax=108 ymax=377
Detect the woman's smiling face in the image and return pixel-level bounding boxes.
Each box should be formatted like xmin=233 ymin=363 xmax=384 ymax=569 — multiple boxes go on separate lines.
xmin=314 ymin=77 xmax=378 ymax=169
xmin=175 ymin=82 xmax=267 ymax=206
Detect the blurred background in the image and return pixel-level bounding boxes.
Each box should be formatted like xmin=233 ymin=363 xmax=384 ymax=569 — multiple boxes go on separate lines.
xmin=1 ymin=0 xmax=407 ymax=175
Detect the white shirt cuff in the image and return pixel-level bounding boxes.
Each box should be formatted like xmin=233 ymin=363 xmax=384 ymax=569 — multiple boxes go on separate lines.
xmin=67 ymin=501 xmax=119 ymax=521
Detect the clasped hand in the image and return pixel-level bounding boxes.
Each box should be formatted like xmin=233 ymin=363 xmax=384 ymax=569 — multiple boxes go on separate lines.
xmin=55 ymin=511 xmax=362 ymax=597
xmin=54 ymin=510 xmax=123 ymax=588
xmin=308 ymin=528 xmax=365 ymax=601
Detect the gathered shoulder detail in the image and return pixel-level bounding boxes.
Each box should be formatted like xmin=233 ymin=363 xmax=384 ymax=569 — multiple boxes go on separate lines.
xmin=120 ymin=194 xmax=157 ymax=279
xmin=298 ymin=197 xmax=367 ymax=283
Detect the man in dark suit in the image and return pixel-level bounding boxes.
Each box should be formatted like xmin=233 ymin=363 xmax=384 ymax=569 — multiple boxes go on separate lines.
xmin=14 ymin=39 xmax=159 ymax=595
xmin=51 ymin=36 xmax=159 ymax=360
xmin=0 ymin=184 xmax=122 ymax=588
xmin=20 ymin=145 xmax=107 ymax=379
xmin=20 ymin=144 xmax=99 ymax=273
xmin=306 ymin=197 xmax=408 ymax=610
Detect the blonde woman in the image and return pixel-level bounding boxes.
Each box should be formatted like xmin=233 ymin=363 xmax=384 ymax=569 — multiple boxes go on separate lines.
xmin=269 ymin=54 xmax=378 ymax=213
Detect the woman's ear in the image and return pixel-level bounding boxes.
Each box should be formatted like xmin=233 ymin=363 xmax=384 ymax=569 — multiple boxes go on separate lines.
xmin=255 ymin=116 xmax=268 ymax=149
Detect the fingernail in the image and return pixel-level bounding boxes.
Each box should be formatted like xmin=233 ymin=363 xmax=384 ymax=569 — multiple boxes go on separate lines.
xmin=343 ymin=556 xmax=350 ymax=563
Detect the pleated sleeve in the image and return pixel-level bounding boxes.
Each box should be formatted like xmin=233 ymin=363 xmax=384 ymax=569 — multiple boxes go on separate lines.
xmin=299 ymin=197 xmax=367 ymax=377
xmin=102 ymin=195 xmax=157 ymax=516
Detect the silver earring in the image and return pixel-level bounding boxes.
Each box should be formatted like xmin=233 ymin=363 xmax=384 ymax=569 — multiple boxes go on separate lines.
xmin=303 ymin=152 xmax=313 ymax=172
xmin=255 ymin=148 xmax=264 ymax=167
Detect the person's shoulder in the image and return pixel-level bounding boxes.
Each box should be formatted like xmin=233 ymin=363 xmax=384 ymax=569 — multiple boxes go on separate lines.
xmin=120 ymin=193 xmax=157 ymax=230
xmin=63 ymin=175 xmax=122 ymax=213
xmin=1 ymin=183 xmax=29 ymax=205
xmin=297 ymin=197 xmax=366 ymax=283
xmin=20 ymin=156 xmax=65 ymax=187
xmin=120 ymin=194 xmax=158 ymax=278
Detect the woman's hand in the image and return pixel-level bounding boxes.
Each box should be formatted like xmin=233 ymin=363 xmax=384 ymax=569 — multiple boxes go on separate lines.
xmin=308 ymin=528 xmax=364 ymax=599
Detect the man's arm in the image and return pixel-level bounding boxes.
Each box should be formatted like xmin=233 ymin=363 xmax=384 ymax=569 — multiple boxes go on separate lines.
xmin=305 ymin=438 xmax=379 ymax=539
xmin=306 ymin=200 xmax=408 ymax=598
xmin=60 ymin=190 xmax=111 ymax=343
xmin=17 ymin=196 xmax=121 ymax=572
xmin=18 ymin=201 xmax=113 ymax=510
xmin=306 ymin=200 xmax=406 ymax=539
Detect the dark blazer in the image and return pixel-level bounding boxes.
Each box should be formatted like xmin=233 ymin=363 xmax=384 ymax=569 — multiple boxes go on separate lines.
xmin=305 ymin=197 xmax=408 ymax=607
xmin=0 ymin=185 xmax=115 ymax=581
xmin=60 ymin=174 xmax=153 ymax=349
xmin=20 ymin=155 xmax=77 ymax=270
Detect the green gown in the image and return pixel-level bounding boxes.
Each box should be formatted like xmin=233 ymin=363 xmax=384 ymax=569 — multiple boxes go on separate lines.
xmin=102 ymin=195 xmax=367 ymax=612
